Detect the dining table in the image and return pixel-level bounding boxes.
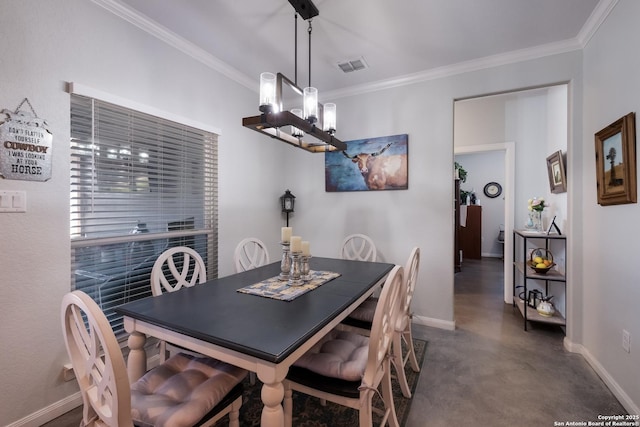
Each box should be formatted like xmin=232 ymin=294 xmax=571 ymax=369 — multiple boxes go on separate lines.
xmin=115 ymin=256 xmax=394 ymax=427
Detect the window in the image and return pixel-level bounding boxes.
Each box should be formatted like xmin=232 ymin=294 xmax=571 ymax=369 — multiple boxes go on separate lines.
xmin=70 ymin=93 xmax=218 ymax=336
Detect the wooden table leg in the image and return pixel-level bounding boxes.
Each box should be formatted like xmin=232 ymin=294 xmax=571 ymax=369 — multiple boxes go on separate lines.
xmin=260 ymin=380 xmax=284 ymax=427
xmin=257 ymin=365 xmax=287 ymax=427
xmin=126 ymin=331 xmax=147 ymax=383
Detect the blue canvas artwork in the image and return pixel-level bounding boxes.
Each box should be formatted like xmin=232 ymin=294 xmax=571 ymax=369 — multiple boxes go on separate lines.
xmin=325 ymin=134 xmax=408 ymax=192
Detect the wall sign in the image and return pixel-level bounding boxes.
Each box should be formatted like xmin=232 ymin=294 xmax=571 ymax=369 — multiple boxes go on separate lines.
xmin=0 ymin=98 xmax=52 ymax=182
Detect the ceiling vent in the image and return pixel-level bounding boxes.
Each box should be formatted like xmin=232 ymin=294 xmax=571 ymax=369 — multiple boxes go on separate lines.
xmin=337 ymin=56 xmax=368 ymax=73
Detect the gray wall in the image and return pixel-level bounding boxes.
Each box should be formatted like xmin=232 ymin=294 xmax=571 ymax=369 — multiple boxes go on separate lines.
xmin=581 ymin=0 xmax=640 ymax=412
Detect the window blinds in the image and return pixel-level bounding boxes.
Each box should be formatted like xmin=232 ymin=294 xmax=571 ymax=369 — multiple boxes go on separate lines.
xmin=70 ymin=94 xmax=218 ymax=336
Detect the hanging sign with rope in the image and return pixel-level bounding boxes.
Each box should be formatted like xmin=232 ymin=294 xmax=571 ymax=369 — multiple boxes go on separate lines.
xmin=0 ymin=98 xmax=53 ymax=181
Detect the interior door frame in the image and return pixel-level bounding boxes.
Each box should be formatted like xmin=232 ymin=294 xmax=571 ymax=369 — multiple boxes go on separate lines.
xmin=455 ymin=142 xmax=515 ymax=303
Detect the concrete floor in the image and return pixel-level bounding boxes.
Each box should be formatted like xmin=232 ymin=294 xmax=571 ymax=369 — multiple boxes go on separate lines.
xmin=404 ymin=257 xmax=626 ymax=427
xmin=44 ymin=258 xmax=626 ymax=426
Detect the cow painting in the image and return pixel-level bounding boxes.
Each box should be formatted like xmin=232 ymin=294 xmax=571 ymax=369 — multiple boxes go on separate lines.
xmin=325 ymin=134 xmax=408 ymax=192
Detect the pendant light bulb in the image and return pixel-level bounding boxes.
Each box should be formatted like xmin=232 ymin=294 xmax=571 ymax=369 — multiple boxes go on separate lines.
xmin=303 ymin=87 xmax=318 ymax=124
xmin=323 ymin=103 xmax=336 ymax=134
xmin=259 ymin=72 xmax=276 ymax=113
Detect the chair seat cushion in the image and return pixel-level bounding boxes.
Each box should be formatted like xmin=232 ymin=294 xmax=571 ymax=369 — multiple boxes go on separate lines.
xmin=347 ymin=297 xmax=378 ymax=324
xmin=293 ymin=329 xmax=369 ymax=382
xmin=131 ymin=353 xmax=247 ymax=427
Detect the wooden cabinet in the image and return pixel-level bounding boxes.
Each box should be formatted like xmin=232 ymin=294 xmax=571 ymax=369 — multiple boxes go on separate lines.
xmin=512 ymin=230 xmax=567 ymax=331
xmin=459 ymin=205 xmax=482 ymax=259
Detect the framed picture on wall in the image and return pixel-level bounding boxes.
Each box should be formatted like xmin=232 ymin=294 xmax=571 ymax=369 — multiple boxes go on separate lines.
xmin=594 ymin=112 xmax=637 ymax=206
xmin=546 ymin=150 xmax=567 ymax=194
xmin=325 ymin=134 xmax=408 ymax=192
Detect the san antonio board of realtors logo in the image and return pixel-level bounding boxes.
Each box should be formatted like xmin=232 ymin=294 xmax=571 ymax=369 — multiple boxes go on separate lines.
xmin=0 ymin=100 xmax=52 ymax=182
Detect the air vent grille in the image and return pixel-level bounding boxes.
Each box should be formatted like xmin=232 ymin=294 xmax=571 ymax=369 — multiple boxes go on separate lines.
xmin=337 ymin=56 xmax=368 ymax=73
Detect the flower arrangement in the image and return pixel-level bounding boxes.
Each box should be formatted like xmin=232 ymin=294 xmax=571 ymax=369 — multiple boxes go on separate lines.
xmin=527 ymin=197 xmax=546 ymax=212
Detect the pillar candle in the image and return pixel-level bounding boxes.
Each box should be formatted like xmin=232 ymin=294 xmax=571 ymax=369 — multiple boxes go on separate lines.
xmin=281 ymin=227 xmax=292 ymax=243
xmin=301 ymin=241 xmax=310 ymax=256
xmin=290 ymin=236 xmax=302 ymax=252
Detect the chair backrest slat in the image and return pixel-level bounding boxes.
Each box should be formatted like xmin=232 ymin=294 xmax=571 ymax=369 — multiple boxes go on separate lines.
xmin=340 ymin=234 xmax=377 ymax=261
xmin=234 ymin=238 xmax=270 ymax=272
xmin=402 ymin=247 xmax=420 ymax=322
xmin=151 ymin=246 xmax=207 ymax=296
xmin=363 ymin=265 xmax=404 ymax=386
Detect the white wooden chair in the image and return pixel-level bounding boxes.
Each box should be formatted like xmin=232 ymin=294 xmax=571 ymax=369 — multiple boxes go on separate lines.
xmin=151 ymin=246 xmax=207 ymax=295
xmin=61 ymin=290 xmax=247 ymax=427
xmin=341 ymin=247 xmax=421 ymax=398
xmin=234 ymin=237 xmax=270 ymax=272
xmin=340 ymin=234 xmax=377 ymax=261
xmin=151 ymin=246 xmax=207 ymax=362
xmin=283 ymin=265 xmax=404 ymax=427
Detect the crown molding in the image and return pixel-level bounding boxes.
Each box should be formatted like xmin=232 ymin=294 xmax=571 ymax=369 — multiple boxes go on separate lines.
xmin=576 ymin=0 xmax=619 ymax=47
xmin=91 ymin=0 xmax=257 ymax=92
xmin=324 ymin=38 xmax=583 ymax=101
xmin=95 ymin=0 xmax=615 ymax=101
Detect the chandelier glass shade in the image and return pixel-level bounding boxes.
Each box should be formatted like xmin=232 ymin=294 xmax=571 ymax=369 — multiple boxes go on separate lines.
xmin=259 ymin=72 xmax=277 ymax=113
xmin=323 ymin=103 xmax=336 ymax=134
xmin=303 ymin=87 xmax=318 ymax=123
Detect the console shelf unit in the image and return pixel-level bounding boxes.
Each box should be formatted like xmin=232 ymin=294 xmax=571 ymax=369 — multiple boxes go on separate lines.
xmin=512 ymin=229 xmax=567 ymax=331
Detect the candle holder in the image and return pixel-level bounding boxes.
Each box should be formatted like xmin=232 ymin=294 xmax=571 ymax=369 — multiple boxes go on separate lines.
xmin=289 ymin=251 xmax=303 ymax=286
xmin=279 ymin=242 xmax=291 ymax=281
xmin=301 ymin=255 xmax=311 ymax=281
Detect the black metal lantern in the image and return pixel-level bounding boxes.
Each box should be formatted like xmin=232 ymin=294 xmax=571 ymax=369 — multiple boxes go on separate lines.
xmin=280 ymin=190 xmax=296 ymax=226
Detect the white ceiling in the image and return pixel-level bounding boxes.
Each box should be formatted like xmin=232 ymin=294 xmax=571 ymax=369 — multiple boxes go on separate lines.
xmin=108 ymin=0 xmax=606 ymax=97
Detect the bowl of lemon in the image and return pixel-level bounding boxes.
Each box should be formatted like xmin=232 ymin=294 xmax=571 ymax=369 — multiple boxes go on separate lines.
xmin=527 ymin=248 xmax=555 ymax=274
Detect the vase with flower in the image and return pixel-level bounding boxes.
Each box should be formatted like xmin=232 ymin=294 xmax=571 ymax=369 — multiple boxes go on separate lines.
xmin=526 ymin=197 xmax=546 ymax=231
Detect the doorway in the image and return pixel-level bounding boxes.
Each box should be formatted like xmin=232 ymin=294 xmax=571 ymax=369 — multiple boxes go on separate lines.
xmin=453 ymin=84 xmax=569 ymax=306
xmin=455 ymin=142 xmax=514 ymax=303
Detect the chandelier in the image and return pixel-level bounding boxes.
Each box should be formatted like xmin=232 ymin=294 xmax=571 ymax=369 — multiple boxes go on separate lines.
xmin=242 ymin=0 xmax=346 ymax=153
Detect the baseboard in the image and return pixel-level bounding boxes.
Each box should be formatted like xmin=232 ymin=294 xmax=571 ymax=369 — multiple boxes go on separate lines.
xmin=6 ymin=392 xmax=82 ymax=427
xmin=481 ymin=252 xmax=503 ymax=258
xmin=564 ymin=337 xmax=639 ymax=415
xmin=413 ymin=314 xmax=456 ymax=331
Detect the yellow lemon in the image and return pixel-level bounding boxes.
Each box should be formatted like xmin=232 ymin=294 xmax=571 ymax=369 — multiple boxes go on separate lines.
xmin=536 ymin=262 xmax=547 ymax=268
xmin=533 ymin=256 xmax=544 ymax=264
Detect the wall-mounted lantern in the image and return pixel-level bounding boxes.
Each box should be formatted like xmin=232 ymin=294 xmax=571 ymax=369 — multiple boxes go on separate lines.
xmin=280 ymin=189 xmax=296 ymax=226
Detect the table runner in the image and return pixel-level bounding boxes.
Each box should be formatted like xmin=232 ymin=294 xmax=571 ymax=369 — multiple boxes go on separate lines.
xmin=237 ymin=270 xmax=340 ymax=301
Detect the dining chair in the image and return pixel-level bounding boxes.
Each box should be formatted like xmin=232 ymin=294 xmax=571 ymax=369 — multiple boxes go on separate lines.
xmin=234 ymin=237 xmax=270 ymax=272
xmin=283 ymin=265 xmax=404 ymax=427
xmin=151 ymin=246 xmax=207 ymax=295
xmin=61 ymin=290 xmax=247 ymax=427
xmin=341 ymin=247 xmax=421 ymax=398
xmin=151 ymin=246 xmax=207 ymax=362
xmin=340 ymin=233 xmax=377 ymax=261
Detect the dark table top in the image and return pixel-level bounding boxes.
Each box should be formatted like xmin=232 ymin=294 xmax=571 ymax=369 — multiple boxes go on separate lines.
xmin=116 ymin=257 xmax=394 ymax=363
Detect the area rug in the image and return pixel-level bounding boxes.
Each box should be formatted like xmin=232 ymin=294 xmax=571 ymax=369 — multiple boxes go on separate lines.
xmin=215 ymin=339 xmax=427 ymax=427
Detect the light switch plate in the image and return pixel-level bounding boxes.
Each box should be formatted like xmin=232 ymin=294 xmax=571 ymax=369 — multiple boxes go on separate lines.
xmin=0 ymin=191 xmax=26 ymax=212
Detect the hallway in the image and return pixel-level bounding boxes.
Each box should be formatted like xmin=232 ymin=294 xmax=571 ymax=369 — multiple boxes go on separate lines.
xmin=405 ymin=257 xmax=626 ymax=426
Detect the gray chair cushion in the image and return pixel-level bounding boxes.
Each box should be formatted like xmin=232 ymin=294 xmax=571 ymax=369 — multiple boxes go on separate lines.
xmin=347 ymin=296 xmax=378 ymax=324
xmin=131 ymin=353 xmax=247 ymax=427
xmin=293 ymin=329 xmax=369 ymax=382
